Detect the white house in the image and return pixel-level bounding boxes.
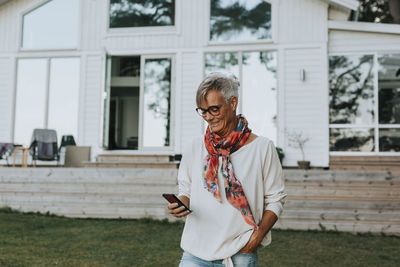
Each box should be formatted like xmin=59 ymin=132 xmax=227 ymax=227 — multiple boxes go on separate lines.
xmin=0 ymin=0 xmax=399 ymax=168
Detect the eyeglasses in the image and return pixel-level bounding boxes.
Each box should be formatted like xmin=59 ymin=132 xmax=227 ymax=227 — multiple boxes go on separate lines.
xmin=195 ymin=105 xmax=222 ymax=117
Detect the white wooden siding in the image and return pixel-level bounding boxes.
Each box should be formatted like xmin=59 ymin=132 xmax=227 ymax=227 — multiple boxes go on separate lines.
xmin=180 ymin=51 xmax=203 ymax=150
xmin=0 ymin=57 xmax=13 ymax=141
xmin=329 ymin=30 xmax=400 ymax=53
xmin=0 ymin=0 xmax=21 ymax=52
xmin=81 ymin=54 xmax=104 ymax=160
xmin=278 ymin=0 xmax=328 ymax=44
xmin=80 ymin=0 xmax=103 ymax=51
xmin=283 ymin=47 xmax=329 ymax=167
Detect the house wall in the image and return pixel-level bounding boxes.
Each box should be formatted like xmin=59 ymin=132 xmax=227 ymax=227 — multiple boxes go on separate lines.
xmin=0 ymin=56 xmax=14 ymax=141
xmin=0 ymin=0 xmax=335 ymax=166
xmin=329 ymin=30 xmax=400 ymax=53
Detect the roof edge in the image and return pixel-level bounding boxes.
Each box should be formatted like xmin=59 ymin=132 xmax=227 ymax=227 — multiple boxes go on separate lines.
xmin=324 ymin=0 xmax=359 ymax=11
xmin=329 ymin=20 xmax=400 ymax=34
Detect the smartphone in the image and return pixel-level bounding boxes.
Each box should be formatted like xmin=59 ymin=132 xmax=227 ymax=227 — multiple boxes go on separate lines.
xmin=162 ymin=193 xmax=192 ymax=213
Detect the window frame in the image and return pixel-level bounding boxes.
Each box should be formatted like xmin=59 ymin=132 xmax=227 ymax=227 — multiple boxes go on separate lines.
xmin=329 ymin=51 xmax=400 ymax=155
xmin=106 ymin=0 xmax=180 ymax=36
xmin=207 ymin=0 xmax=277 ymax=46
xmin=202 ymin=48 xmax=280 ymax=145
xmin=12 ymin=55 xmax=82 ymax=146
xmin=101 ymin=53 xmax=176 ymax=153
xmin=18 ymin=0 xmax=81 ymax=52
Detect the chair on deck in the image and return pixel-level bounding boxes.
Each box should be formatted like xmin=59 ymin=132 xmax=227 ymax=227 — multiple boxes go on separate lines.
xmin=0 ymin=143 xmax=14 ymax=166
xmin=58 ymin=135 xmax=76 ymax=165
xmin=59 ymin=135 xmax=76 ymax=153
xmin=29 ymin=129 xmax=59 ymax=167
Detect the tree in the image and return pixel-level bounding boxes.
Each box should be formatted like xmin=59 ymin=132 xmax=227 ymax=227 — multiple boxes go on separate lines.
xmin=210 ymin=0 xmax=271 ymax=40
xmin=110 ymin=0 xmax=174 ymax=28
xmin=355 ymin=0 xmax=395 ymax=23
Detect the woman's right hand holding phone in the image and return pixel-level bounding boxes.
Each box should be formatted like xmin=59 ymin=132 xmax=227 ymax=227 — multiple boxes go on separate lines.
xmin=168 ymin=195 xmax=191 ymax=218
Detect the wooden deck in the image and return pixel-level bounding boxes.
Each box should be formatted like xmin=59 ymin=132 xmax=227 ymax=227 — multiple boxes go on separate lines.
xmin=277 ymin=170 xmax=400 ymax=235
xmin=0 ymin=163 xmax=399 ymax=235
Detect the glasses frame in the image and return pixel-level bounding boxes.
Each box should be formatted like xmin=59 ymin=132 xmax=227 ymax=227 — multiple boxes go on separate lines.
xmin=195 ymin=104 xmax=223 ymax=117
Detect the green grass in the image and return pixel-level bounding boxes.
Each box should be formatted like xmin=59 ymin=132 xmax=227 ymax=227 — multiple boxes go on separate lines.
xmin=0 ymin=208 xmax=399 ymax=267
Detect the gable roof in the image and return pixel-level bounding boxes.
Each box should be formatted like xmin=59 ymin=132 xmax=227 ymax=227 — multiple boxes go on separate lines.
xmin=1 ymin=0 xmax=360 ymax=10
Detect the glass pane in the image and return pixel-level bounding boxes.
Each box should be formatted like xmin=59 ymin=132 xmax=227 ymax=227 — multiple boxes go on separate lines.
xmin=14 ymin=59 xmax=47 ymax=147
xmin=379 ymin=128 xmax=400 ymax=152
xmin=330 ymin=128 xmax=374 ymax=152
xmin=329 ymin=55 xmax=375 ymax=125
xmin=108 ymin=56 xmax=141 ymax=150
xmin=204 ymin=52 xmax=239 ymax=77
xmin=378 ymin=54 xmax=400 ymax=124
xmin=210 ymin=0 xmax=272 ymax=42
xmin=110 ymin=0 xmax=175 ymax=28
xmin=22 ymin=0 xmax=79 ymax=49
xmin=48 ymin=58 xmax=80 ymax=145
xmin=143 ymin=58 xmax=172 ymax=147
xmin=242 ymin=51 xmax=277 ymax=144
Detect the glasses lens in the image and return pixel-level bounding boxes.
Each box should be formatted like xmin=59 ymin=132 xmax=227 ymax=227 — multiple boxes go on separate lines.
xmin=196 ymin=108 xmax=204 ymax=116
xmin=209 ymin=106 xmax=220 ymax=116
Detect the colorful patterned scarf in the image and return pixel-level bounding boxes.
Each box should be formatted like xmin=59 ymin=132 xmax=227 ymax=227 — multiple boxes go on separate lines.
xmin=203 ymin=115 xmax=258 ymax=229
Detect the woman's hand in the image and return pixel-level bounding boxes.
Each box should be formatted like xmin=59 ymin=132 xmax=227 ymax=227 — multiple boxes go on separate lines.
xmin=239 ymin=230 xmax=262 ymax=254
xmin=168 ymin=195 xmax=191 ymax=218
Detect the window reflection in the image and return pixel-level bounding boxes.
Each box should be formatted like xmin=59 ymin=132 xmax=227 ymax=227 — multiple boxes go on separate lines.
xmin=110 ymin=0 xmax=174 ymax=28
xmin=210 ymin=0 xmax=272 ymax=42
xmin=378 ymin=54 xmax=400 ymax=124
xmin=204 ymin=51 xmax=277 ymax=143
xmin=48 ymin=58 xmax=80 ymax=145
xmin=15 ymin=59 xmax=47 ymax=146
xmin=329 ymin=55 xmax=375 ymax=125
xmin=205 ymin=52 xmax=239 ymax=77
xmin=22 ymin=0 xmax=78 ymax=49
xmin=143 ymin=58 xmax=172 ymax=147
xmin=242 ymin=51 xmax=277 ymax=143
xmin=330 ymin=128 xmax=374 ymax=152
xmin=379 ymin=128 xmax=400 ymax=152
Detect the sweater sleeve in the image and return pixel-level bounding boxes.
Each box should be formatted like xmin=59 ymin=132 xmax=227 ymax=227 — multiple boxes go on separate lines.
xmin=177 ymin=141 xmax=193 ymax=199
xmin=262 ymin=140 xmax=287 ymax=217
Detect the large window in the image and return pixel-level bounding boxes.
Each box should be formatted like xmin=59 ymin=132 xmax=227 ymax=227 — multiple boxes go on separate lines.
xmin=22 ymin=0 xmax=79 ymax=49
xmin=103 ymin=56 xmax=173 ymax=150
xmin=205 ymin=51 xmax=277 ymax=143
xmin=210 ymin=0 xmax=272 ymax=42
xmin=329 ymin=54 xmax=400 ymax=153
xmin=109 ymin=0 xmax=175 ymax=28
xmin=15 ymin=58 xmax=80 ymax=147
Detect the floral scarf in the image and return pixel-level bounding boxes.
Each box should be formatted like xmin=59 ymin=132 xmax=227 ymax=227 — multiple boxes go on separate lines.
xmin=203 ymin=115 xmax=258 ymax=229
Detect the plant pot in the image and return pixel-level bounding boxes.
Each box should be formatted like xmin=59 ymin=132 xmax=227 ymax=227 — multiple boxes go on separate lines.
xmin=297 ymin=160 xmax=310 ymax=170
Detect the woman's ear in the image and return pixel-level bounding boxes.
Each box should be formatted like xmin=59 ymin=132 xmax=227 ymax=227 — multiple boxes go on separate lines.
xmin=230 ymin=96 xmax=238 ymax=111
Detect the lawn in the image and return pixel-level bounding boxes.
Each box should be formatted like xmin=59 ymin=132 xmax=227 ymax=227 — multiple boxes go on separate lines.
xmin=0 ymin=208 xmax=399 ymax=267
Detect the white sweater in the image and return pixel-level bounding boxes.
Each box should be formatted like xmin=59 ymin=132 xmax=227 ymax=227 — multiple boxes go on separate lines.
xmin=178 ymin=136 xmax=286 ymax=261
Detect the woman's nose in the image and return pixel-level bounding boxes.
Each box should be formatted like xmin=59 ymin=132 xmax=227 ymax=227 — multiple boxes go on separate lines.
xmin=203 ymin=111 xmax=213 ymax=121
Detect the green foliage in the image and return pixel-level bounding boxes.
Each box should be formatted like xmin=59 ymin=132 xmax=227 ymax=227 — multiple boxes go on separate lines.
xmin=109 ymin=0 xmax=175 ymax=28
xmin=275 ymin=146 xmax=284 ymax=164
xmin=356 ymin=0 xmax=394 ymax=23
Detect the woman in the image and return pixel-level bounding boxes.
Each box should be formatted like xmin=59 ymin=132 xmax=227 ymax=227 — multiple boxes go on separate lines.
xmin=168 ymin=72 xmax=286 ymax=267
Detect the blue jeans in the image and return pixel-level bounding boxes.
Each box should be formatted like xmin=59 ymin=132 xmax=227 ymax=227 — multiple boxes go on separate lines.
xmin=179 ymin=251 xmax=258 ymax=267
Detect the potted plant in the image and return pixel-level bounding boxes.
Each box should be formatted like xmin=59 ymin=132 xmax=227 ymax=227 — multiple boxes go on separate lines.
xmin=275 ymin=146 xmax=285 ymax=164
xmin=287 ymin=130 xmax=310 ymax=169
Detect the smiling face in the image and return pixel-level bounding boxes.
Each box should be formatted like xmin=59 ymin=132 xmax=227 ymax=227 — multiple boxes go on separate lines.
xmin=199 ymin=90 xmax=238 ymax=138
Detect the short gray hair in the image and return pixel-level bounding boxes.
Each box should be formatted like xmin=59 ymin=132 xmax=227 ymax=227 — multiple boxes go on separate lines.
xmin=196 ymin=72 xmax=240 ymax=106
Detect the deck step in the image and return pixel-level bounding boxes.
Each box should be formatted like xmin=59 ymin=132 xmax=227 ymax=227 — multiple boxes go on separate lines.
xmin=330 ymin=156 xmax=400 ymax=171
xmin=96 ymin=154 xmax=173 ymax=164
